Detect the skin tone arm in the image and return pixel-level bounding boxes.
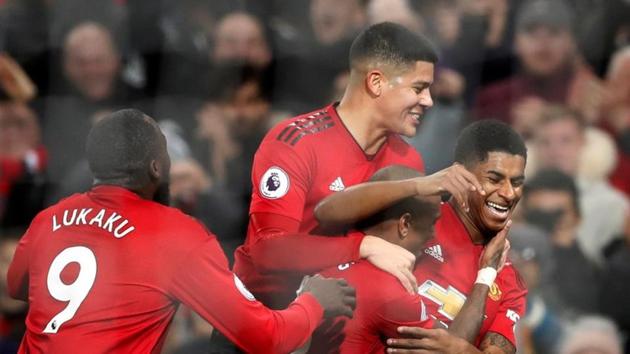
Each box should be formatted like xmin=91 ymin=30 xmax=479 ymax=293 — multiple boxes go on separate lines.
xmin=315 ymin=163 xmax=485 ymax=227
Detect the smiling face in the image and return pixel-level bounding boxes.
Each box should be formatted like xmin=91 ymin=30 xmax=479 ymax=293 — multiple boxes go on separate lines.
xmin=467 ymin=152 xmax=526 ymax=234
xmin=375 ymin=61 xmax=434 ymax=137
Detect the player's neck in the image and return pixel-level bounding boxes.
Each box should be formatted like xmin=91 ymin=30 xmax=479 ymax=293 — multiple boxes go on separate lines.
xmin=450 ymin=200 xmax=486 ymax=245
xmin=337 ymin=95 xmax=389 ymax=155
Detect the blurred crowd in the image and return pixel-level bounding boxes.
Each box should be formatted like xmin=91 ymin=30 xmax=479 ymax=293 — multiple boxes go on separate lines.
xmin=0 ymin=0 xmax=629 ymax=353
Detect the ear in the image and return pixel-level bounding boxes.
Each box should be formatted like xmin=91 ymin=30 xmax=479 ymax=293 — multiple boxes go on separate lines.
xmin=149 ymin=159 xmax=161 ymax=181
xmin=366 ymin=70 xmax=385 ymax=97
xmin=398 ymin=213 xmax=413 ymax=240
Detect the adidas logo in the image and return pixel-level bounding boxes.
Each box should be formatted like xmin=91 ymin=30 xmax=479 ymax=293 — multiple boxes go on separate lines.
xmin=329 ymin=177 xmax=345 ymax=192
xmin=424 ymin=245 xmax=444 ymax=262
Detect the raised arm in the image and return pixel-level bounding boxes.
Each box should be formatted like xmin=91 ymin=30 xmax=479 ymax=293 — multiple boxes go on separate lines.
xmin=387 ymin=222 xmax=514 ymax=354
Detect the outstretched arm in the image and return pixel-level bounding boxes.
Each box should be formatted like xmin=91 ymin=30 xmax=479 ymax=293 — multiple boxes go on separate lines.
xmin=315 ymin=163 xmax=485 ymax=227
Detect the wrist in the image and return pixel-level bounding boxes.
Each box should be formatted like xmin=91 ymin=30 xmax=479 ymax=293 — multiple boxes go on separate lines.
xmin=359 ymin=235 xmax=375 ymax=258
xmin=475 ymin=267 xmax=497 ymax=287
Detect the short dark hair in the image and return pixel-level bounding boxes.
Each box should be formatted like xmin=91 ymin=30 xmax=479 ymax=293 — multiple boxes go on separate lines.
xmin=349 ymin=22 xmax=438 ymax=72
xmin=524 ymin=168 xmax=580 ymax=215
xmin=86 ymin=109 xmax=163 ymax=184
xmin=356 ymin=165 xmax=437 ymax=230
xmin=454 ymin=120 xmax=527 ymax=166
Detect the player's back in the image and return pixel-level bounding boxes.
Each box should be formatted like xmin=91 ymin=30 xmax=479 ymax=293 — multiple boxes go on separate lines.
xmin=310 ymin=260 xmax=430 ymax=354
xmin=11 ymin=185 xmax=209 ymax=353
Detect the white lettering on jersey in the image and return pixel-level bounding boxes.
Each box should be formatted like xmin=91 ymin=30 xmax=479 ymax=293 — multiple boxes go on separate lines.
xmin=260 ymin=166 xmax=290 ymax=199
xmin=52 ymin=208 xmax=135 ymax=238
xmin=506 ymin=309 xmax=520 ymax=323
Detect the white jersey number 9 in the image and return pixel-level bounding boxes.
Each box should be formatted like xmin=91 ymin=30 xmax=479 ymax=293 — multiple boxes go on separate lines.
xmin=43 ymin=246 xmax=97 ymax=334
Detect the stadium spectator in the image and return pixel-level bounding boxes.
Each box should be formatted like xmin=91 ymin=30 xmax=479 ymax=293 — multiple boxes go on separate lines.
xmin=0 ymin=101 xmax=47 ymax=228
xmin=558 ymin=316 xmax=623 ymax=354
xmin=7 ymin=109 xmax=356 ymax=353
xmin=522 ymin=169 xmax=600 ymax=316
xmin=212 ymin=12 xmax=272 ymax=70
xmin=508 ymin=224 xmax=563 ymax=354
xmin=474 ymin=0 xmax=603 ymax=138
xmin=271 ymin=0 xmax=366 ymax=112
xmin=602 ymin=46 xmax=630 ymax=197
xmin=600 ymin=218 xmax=630 ymax=353
xmin=530 ymin=106 xmax=629 ymax=265
xmin=40 ymin=21 xmax=144 ymax=194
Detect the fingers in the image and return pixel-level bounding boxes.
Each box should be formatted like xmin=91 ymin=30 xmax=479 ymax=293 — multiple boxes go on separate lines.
xmin=397 ymin=326 xmax=434 ymax=338
xmin=394 ymin=268 xmax=417 ymax=295
xmin=386 ymin=338 xmax=434 ymax=349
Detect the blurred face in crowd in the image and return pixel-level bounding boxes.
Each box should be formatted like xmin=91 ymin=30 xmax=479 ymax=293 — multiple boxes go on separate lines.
xmin=533 ymin=116 xmax=584 ymax=176
xmin=213 ymin=13 xmax=272 ymax=69
xmin=310 ymin=0 xmax=365 ymax=45
xmin=366 ymin=0 xmax=424 ymax=34
xmin=467 ymin=152 xmax=526 ymax=236
xmin=374 ymin=61 xmax=434 ymax=137
xmin=524 ymin=188 xmax=579 ymax=245
xmin=229 ymin=80 xmax=270 ymax=130
xmin=515 ymin=25 xmax=576 ymax=77
xmin=63 ymin=23 xmax=121 ymax=102
xmin=0 ymin=102 xmax=40 ymax=158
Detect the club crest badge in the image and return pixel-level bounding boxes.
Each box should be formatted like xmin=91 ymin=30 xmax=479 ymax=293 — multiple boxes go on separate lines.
xmin=260 ymin=166 xmax=290 ymax=199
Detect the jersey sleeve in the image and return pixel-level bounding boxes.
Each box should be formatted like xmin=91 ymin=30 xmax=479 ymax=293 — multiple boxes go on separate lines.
xmin=247 ymin=225 xmax=364 ymax=273
xmin=169 ymin=235 xmax=324 ymax=354
xmin=7 ymin=217 xmax=38 ymax=300
xmin=484 ymin=265 xmax=528 ymax=347
xmin=250 ymin=138 xmax=312 ymax=223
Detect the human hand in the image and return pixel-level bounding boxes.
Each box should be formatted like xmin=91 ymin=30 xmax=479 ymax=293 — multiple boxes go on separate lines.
xmin=414 ymin=163 xmax=485 ymax=212
xmin=360 ymin=236 xmax=417 ymax=294
xmin=480 ymin=220 xmax=511 ymax=271
xmin=298 ymin=275 xmax=356 ymax=318
xmin=387 ymin=326 xmax=475 ymax=353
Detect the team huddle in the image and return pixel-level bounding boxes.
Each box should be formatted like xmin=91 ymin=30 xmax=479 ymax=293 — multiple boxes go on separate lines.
xmin=7 ymin=23 xmax=528 ymax=354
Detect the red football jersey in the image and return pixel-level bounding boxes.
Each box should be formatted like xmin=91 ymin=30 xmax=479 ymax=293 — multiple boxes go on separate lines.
xmin=8 ymin=186 xmax=324 ymax=354
xmin=310 ymin=244 xmax=432 ymax=354
xmin=414 ymin=203 xmax=527 ymax=347
xmin=234 ymin=103 xmax=424 ymax=307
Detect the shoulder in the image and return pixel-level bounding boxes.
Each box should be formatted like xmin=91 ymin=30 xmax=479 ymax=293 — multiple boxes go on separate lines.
xmin=263 ymin=106 xmax=337 ymax=150
xmin=496 ymin=262 xmax=528 ymax=299
xmin=140 ymin=201 xmax=214 ymax=240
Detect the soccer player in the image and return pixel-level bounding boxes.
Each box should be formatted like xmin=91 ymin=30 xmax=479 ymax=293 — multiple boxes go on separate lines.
xmin=315 ymin=120 xmax=528 ymax=353
xmin=233 ymin=22 xmax=479 ymax=311
xmin=7 ymin=109 xmax=356 ymax=354
xmin=308 ymin=165 xmax=511 ymax=353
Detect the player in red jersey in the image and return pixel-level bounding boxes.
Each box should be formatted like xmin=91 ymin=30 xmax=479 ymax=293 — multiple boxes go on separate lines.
xmin=315 ymin=120 xmax=528 ymax=353
xmin=308 ymin=165 xmax=511 ymax=354
xmin=233 ymin=22 xmax=442 ymax=313
xmin=6 ymin=109 xmax=356 ymax=354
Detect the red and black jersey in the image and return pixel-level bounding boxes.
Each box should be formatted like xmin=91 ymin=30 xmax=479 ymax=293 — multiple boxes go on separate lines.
xmin=414 ymin=203 xmax=527 ymax=347
xmin=8 ymin=186 xmax=323 ymax=354
xmin=234 ymin=103 xmax=424 ymax=307
xmin=311 ymin=240 xmax=432 ymax=354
